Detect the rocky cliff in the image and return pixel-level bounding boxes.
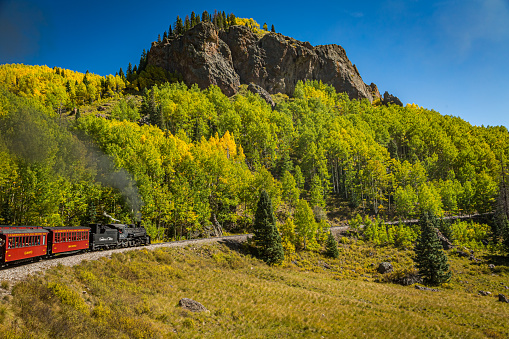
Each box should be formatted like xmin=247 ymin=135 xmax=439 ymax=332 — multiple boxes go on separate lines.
xmin=147 ymin=22 xmax=380 ymax=101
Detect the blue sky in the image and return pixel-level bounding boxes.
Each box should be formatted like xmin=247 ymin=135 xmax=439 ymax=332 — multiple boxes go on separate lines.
xmin=1 ymin=0 xmax=508 ymax=128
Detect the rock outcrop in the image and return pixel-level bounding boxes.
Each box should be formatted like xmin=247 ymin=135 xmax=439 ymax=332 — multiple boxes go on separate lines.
xmin=147 ymin=22 xmax=379 ymax=101
xmin=382 ymin=91 xmax=403 ymax=106
xmin=247 ymin=83 xmax=275 ymax=109
xmin=179 ymin=298 xmax=208 ymax=312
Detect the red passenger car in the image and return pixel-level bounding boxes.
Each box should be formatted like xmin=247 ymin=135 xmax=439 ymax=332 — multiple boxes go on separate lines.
xmin=0 ymin=228 xmax=49 ymax=264
xmin=46 ymin=227 xmax=90 ymax=255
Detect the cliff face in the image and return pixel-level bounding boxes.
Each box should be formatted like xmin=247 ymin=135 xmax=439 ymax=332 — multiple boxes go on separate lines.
xmin=147 ymin=22 xmax=378 ymax=101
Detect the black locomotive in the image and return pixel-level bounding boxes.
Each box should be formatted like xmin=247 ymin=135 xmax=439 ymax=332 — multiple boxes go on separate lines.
xmin=89 ymin=223 xmax=151 ymax=250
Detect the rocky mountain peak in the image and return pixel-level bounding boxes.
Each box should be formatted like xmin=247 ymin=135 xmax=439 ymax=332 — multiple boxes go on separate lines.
xmin=147 ymin=21 xmax=383 ymax=102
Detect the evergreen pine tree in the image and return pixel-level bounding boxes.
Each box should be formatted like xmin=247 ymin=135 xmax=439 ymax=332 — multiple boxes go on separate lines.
xmin=184 ymin=15 xmax=191 ymax=31
xmin=271 ymin=24 xmax=275 ymax=32
xmin=253 ymin=190 xmax=285 ymax=265
xmin=325 ymin=231 xmax=339 ymax=258
xmin=157 ymin=34 xmax=161 ymax=43
xmin=163 ymin=31 xmax=167 ymax=40
xmin=175 ymin=16 xmax=184 ymax=35
xmin=493 ymin=213 xmax=509 ymax=251
xmin=83 ymin=72 xmax=90 ymax=87
xmin=414 ymin=212 xmax=452 ymax=286
xmin=202 ymin=10 xmax=209 ymax=22
xmin=169 ymin=25 xmax=173 ymax=37
xmin=191 ymin=11 xmax=196 ymax=26
xmin=228 ymin=13 xmax=236 ymax=26
xmin=221 ymin=11 xmax=227 ymax=29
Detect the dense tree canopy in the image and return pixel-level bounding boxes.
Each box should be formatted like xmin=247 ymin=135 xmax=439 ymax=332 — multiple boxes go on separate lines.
xmin=1 ymin=64 xmax=509 ymax=255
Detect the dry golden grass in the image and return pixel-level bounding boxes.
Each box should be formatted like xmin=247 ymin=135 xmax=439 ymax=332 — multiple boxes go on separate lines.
xmin=0 ymin=240 xmax=508 ymax=338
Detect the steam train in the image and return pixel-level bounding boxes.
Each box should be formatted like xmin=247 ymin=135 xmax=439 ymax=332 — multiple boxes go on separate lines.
xmin=0 ymin=222 xmax=151 ymax=266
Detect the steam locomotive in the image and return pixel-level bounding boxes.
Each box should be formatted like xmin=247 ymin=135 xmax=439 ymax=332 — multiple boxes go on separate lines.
xmin=0 ymin=222 xmax=151 ymax=266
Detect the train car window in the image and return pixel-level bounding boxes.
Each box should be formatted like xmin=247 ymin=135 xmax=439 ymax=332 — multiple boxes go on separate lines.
xmin=22 ymin=236 xmax=25 ymax=247
xmin=8 ymin=238 xmax=12 ymax=249
xmin=73 ymin=232 xmax=76 ymax=241
xmin=31 ymin=236 xmax=34 ymax=246
xmin=37 ymin=235 xmax=40 ymax=245
xmin=43 ymin=235 xmax=46 ymax=245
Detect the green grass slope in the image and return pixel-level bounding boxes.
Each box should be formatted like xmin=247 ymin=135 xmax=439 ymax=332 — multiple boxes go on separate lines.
xmin=0 ymin=240 xmax=508 ymax=338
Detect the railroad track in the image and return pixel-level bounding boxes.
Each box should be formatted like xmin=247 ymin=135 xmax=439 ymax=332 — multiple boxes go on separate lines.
xmin=0 ymin=213 xmax=490 ymax=285
xmin=0 ymin=234 xmax=251 ymax=285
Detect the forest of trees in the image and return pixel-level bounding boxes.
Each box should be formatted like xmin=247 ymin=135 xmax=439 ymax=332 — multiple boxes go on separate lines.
xmin=0 ymin=63 xmax=508 ymax=253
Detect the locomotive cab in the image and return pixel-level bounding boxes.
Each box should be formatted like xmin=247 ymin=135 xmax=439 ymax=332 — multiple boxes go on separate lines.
xmin=89 ymin=223 xmax=119 ymax=250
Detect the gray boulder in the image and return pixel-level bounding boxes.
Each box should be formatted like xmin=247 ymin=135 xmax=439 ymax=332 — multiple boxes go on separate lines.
xmin=377 ymin=262 xmax=393 ymax=274
xmin=179 ymin=298 xmax=208 ymax=312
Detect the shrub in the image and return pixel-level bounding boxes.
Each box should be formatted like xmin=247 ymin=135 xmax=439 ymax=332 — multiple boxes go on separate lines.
xmin=47 ymin=282 xmax=88 ymax=313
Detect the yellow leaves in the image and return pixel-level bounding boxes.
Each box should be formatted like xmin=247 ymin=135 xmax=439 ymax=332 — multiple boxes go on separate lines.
xmin=235 ymin=18 xmax=268 ymax=36
xmin=405 ymin=103 xmax=421 ymax=110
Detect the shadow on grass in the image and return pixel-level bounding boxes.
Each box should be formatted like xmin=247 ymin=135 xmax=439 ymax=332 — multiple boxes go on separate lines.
xmin=218 ymin=237 xmax=252 ymax=254
xmin=481 ymin=254 xmax=509 ymax=269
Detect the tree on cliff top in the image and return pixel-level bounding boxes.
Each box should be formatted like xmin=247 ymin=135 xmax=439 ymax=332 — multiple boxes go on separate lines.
xmin=253 ymin=190 xmax=285 ymax=265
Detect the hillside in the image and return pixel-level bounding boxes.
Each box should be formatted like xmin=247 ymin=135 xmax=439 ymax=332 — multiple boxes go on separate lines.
xmin=0 ymin=241 xmax=508 ymax=338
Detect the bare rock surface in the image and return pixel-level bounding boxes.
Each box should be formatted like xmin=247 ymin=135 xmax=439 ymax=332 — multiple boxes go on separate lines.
xmin=179 ymin=298 xmax=208 ymax=312
xmin=148 ymin=22 xmax=377 ymax=101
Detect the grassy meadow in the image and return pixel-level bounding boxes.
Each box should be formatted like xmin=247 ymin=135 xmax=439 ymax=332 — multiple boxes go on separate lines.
xmin=0 ymin=239 xmax=508 ymax=338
